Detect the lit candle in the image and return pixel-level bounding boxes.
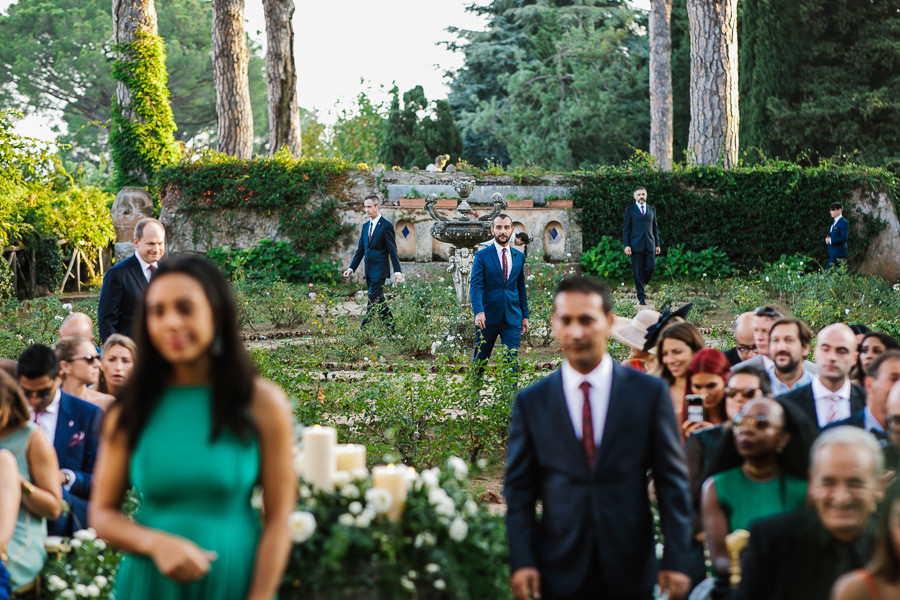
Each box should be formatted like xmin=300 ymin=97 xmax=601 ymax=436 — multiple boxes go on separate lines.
xmin=302 ymin=425 xmax=337 ymax=491
xmin=335 ymin=444 xmax=366 ymax=472
xmin=372 ymin=464 xmax=408 ymax=522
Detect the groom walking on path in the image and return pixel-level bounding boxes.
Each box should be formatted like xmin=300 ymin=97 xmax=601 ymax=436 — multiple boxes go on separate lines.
xmin=505 ymin=276 xmax=691 ymax=600
xmin=622 ymin=186 xmax=660 ymax=305
xmin=343 ymin=194 xmax=403 ymax=328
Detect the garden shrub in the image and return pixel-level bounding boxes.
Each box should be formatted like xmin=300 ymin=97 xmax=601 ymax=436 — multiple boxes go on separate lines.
xmin=581 ymin=236 xmax=631 ymax=281
xmin=207 ymin=240 xmax=339 ymax=285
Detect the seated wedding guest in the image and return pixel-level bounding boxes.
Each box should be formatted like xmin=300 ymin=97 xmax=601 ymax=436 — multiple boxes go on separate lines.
xmin=851 ymin=333 xmax=900 ymax=387
xmin=832 ymin=476 xmax=900 ymax=599
xmin=0 ymin=449 xmax=21 ymax=600
xmin=829 ymin=350 xmax=900 ymax=444
xmin=733 ymin=426 xmax=881 ymax=600
xmin=91 ymin=255 xmax=295 ymax=599
xmin=703 ymin=396 xmax=815 ymax=598
xmin=723 ymin=312 xmax=757 ymax=366
xmin=766 ymin=316 xmax=815 ymax=396
xmin=655 ymin=321 xmax=705 ymax=422
xmin=610 ymin=309 xmax=661 ymax=373
xmin=56 ymin=337 xmax=115 ymax=411
xmin=778 ymin=323 xmax=865 ymax=429
xmin=0 ymin=369 xmax=63 ymax=593
xmin=18 ymin=344 xmax=102 ymax=537
xmin=97 ymin=334 xmax=137 ymax=397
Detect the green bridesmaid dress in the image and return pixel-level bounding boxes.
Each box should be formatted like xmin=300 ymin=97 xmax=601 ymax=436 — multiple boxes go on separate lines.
xmin=114 ymin=386 xmax=260 ymax=599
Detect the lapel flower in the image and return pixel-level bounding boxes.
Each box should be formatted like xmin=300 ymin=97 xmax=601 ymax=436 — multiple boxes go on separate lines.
xmin=69 ymin=431 xmax=85 ymax=447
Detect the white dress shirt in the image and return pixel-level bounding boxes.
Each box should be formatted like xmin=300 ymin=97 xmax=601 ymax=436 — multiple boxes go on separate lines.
xmin=812 ymin=377 xmax=852 ymax=427
xmin=768 ymin=365 xmax=814 ymax=397
xmin=494 ymin=241 xmax=512 ymax=279
xmin=31 ymin=388 xmax=61 ymax=444
xmin=134 ymin=252 xmax=158 ymax=283
xmin=561 ymin=354 xmax=613 ymax=447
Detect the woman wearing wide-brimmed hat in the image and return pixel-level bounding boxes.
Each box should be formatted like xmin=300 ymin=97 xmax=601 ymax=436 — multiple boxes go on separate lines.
xmin=610 ymin=309 xmax=662 ymax=373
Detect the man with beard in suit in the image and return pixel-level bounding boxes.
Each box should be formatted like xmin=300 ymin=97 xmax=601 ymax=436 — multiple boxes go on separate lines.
xmin=622 ymin=187 xmax=660 ymax=305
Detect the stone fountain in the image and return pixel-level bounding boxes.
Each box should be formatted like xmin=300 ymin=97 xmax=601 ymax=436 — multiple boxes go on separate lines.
xmin=427 ymin=179 xmax=506 ymax=305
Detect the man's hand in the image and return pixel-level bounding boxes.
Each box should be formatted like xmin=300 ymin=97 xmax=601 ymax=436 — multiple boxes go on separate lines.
xmin=624 ymin=246 xmax=632 ymax=256
xmin=522 ymin=318 xmax=529 ymax=335
xmin=825 ymin=236 xmax=832 ymax=245
xmin=393 ymin=272 xmax=403 ymax=284
xmin=342 ymin=268 xmax=353 ymax=278
xmin=655 ymin=246 xmax=661 ymax=256
xmin=474 ymin=312 xmax=486 ymax=329
xmin=510 ymin=567 xmax=541 ymax=600
xmin=657 ymin=570 xmax=690 ymax=600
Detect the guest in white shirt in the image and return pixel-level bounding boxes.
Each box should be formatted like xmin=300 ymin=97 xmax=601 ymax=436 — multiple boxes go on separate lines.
xmin=767 ymin=317 xmax=815 ymax=396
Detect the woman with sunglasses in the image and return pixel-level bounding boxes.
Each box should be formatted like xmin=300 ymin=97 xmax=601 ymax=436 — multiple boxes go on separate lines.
xmin=55 ymin=337 xmax=115 ymax=412
xmin=683 ymin=362 xmax=768 ymax=590
xmin=701 ymin=396 xmax=816 ymax=596
xmin=0 ymin=369 xmax=63 ymax=593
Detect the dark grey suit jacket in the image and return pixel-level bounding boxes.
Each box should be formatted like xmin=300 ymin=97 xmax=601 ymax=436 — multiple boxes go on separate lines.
xmin=98 ymin=254 xmax=148 ymax=342
xmin=622 ymin=204 xmax=660 ymax=253
xmin=776 ymin=381 xmax=866 ymax=430
xmin=504 ymin=362 xmax=691 ymax=597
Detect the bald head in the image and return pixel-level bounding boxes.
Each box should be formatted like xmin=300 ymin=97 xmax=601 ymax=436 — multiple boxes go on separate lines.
xmin=733 ymin=312 xmax=757 ymax=361
xmin=59 ymin=312 xmax=95 ymax=343
xmin=815 ymin=323 xmax=858 ymax=388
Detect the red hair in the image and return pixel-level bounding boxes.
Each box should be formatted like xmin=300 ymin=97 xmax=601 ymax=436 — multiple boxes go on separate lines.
xmin=684 ymin=348 xmax=731 ymax=423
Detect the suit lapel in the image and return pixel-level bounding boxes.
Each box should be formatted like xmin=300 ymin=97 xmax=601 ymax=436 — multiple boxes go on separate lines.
xmin=54 ymin=394 xmax=71 ymax=455
xmin=549 ymin=370 xmax=590 ymax=468
xmin=594 ymin=363 xmax=626 ymax=469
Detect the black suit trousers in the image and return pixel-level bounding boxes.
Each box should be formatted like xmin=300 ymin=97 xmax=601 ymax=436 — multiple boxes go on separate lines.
xmin=631 ymin=251 xmax=656 ymax=301
xmin=362 ymin=278 xmax=394 ymax=327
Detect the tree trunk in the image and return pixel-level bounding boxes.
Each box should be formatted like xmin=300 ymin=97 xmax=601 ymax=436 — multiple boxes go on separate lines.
xmin=262 ymin=0 xmax=301 ymax=156
xmin=687 ymin=0 xmax=739 ymax=167
xmin=649 ymin=0 xmax=673 ymax=170
xmin=212 ymin=0 xmax=254 ymax=158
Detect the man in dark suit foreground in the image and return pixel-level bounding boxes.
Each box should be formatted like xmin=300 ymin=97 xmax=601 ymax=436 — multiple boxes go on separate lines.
xmin=17 ymin=344 xmax=103 ymax=536
xmin=622 ymin=186 xmax=661 ymax=305
xmin=734 ymin=426 xmax=880 ymax=600
xmin=98 ymin=218 xmax=165 ymax=342
xmin=504 ymin=276 xmax=691 ymax=600
xmin=343 ymin=194 xmax=403 ymax=328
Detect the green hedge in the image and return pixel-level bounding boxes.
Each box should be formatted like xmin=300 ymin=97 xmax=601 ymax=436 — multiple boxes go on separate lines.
xmin=572 ymin=163 xmax=897 ymax=270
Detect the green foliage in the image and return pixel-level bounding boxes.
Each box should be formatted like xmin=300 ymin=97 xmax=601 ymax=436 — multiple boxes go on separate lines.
xmin=207 ymin=240 xmax=339 ymax=286
xmin=0 ymin=259 xmax=13 ymax=302
xmin=658 ymin=244 xmax=734 ymax=279
xmin=158 ymin=153 xmax=351 ymax=254
xmin=109 ymin=29 xmax=180 ymax=188
xmin=41 ymin=528 xmax=120 ymax=599
xmin=328 ymin=85 xmax=388 ymax=165
xmin=573 ymin=163 xmax=897 ymax=271
xmin=581 ymin=236 xmax=631 ymax=280
xmin=378 ymin=85 xmax=463 ymax=169
xmin=0 ymin=111 xmax=57 ymax=187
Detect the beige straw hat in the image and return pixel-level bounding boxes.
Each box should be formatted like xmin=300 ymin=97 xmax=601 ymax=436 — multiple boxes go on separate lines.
xmin=610 ymin=310 xmax=662 ymax=354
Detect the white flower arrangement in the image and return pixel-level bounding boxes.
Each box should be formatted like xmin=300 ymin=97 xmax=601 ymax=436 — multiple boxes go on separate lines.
xmin=287 ymin=511 xmax=317 ymax=543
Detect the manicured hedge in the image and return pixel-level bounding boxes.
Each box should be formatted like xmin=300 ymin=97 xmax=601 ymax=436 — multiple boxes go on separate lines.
xmin=572 ymin=163 xmax=897 ymax=270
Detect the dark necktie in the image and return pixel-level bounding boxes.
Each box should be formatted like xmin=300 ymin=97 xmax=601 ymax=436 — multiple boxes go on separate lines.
xmin=502 ymin=248 xmax=508 ymax=282
xmin=148 ymin=264 xmax=157 ymax=279
xmin=579 ymin=381 xmax=595 ymax=468
xmin=33 ymin=411 xmax=42 ymax=425
xmin=640 ymin=204 xmax=646 ymax=216
xmin=368 ymin=221 xmax=375 ymax=243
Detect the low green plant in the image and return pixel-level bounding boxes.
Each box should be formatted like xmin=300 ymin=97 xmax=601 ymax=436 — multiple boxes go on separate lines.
xmin=581 ymin=236 xmax=631 ymax=281
xmin=402 ymin=187 xmax=422 ymax=199
xmin=41 ymin=528 xmax=121 ymax=600
xmin=207 ymin=240 xmax=338 ymax=285
xmin=657 ymin=244 xmax=734 ymax=279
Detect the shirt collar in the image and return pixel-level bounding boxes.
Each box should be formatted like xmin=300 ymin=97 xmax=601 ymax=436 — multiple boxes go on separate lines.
xmin=812 ymin=377 xmax=851 ymax=401
xmin=370 ymin=215 xmax=380 ymax=228
xmin=134 ymin=252 xmax=156 ymax=274
xmin=864 ymin=406 xmax=884 ymax=433
xmin=31 ymin=388 xmax=61 ymax=417
xmin=562 ymin=353 xmax=613 ymax=394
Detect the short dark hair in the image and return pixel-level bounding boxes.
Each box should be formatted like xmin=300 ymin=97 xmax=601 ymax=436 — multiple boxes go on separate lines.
xmin=134 ymin=217 xmax=164 ymax=241
xmin=364 ymin=194 xmax=381 ymax=206
xmin=866 ymin=349 xmax=900 ymax=379
xmin=727 ymin=362 xmax=772 ymax=396
xmin=515 ymin=232 xmax=531 ymax=244
xmin=850 ymin=323 xmax=871 ymax=336
xmin=554 ymin=276 xmax=613 ymax=315
xmin=768 ymin=316 xmax=812 ymax=348
xmin=830 ymin=202 xmax=843 ymax=211
xmin=754 ymin=305 xmax=787 ymax=320
xmin=17 ymin=344 xmax=59 ymax=379
xmin=634 ymin=186 xmax=646 ymax=194
xmin=493 ymin=213 xmax=512 ymax=225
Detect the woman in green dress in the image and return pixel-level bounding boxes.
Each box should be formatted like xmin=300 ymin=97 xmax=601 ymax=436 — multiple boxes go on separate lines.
xmin=91 ymin=256 xmax=295 ymax=600
xmin=701 ymin=396 xmax=817 ymax=597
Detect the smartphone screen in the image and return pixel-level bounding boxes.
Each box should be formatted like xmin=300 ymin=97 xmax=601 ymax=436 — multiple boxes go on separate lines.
xmin=685 ymin=394 xmax=705 ymax=423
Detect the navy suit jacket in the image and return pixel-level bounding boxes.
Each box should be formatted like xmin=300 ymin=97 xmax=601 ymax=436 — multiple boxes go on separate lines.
xmin=470 ymin=245 xmax=529 ymax=328
xmin=504 ymin=364 xmax=692 ymax=597
xmin=98 ymin=254 xmax=148 ymax=342
xmin=622 ymin=204 xmax=660 ymax=253
xmin=828 ymin=216 xmax=849 ymax=258
xmin=48 ymin=391 xmax=103 ymax=536
xmin=776 ymin=381 xmax=866 ymax=430
xmin=348 ymin=218 xmax=402 ymax=283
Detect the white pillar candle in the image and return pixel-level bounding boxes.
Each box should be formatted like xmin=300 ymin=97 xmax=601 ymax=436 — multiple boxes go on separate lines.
xmin=334 ymin=444 xmax=367 ymax=472
xmin=302 ymin=425 xmax=337 ymax=491
xmin=372 ymin=464 xmax=408 ymax=522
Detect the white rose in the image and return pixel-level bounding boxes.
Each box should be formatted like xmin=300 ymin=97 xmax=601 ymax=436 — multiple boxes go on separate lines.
xmin=348 ymin=501 xmax=363 ymax=515
xmin=407 ymin=569 xmax=417 ymax=580
xmin=414 ymin=531 xmax=436 ymax=548
xmin=60 ymin=590 xmax=76 ymax=600
xmin=93 ymin=575 xmax=107 ymax=588
xmin=448 ymin=517 xmax=468 ymax=542
xmin=365 ymin=487 xmax=393 ymax=514
xmin=300 ymin=485 xmax=312 ymax=498
xmin=47 ymin=575 xmax=67 ymax=591
xmin=341 ymin=484 xmax=360 ymax=499
xmin=292 ymin=453 xmax=305 ymax=476
xmin=333 ymin=471 xmax=352 ymax=487
xmin=86 ymin=583 xmax=100 ymax=597
xmin=400 ymin=575 xmax=416 ymax=593
xmin=338 ymin=513 xmax=355 ymax=527
xmin=434 ymin=579 xmax=446 ymax=590
xmin=94 ymin=539 xmax=106 ymax=550
xmin=75 ymin=584 xmax=88 ymax=597
xmin=74 ymin=528 xmax=97 ymax=541
xmin=435 ymin=498 xmax=455 ymax=519
xmin=464 ymin=500 xmax=478 ymax=516
xmin=287 ymin=511 xmax=317 ymax=543
xmin=447 ymin=456 xmax=468 ymax=480
xmin=350 ymin=467 xmax=369 ymax=480
xmin=425 ymin=563 xmax=440 ymax=574
xmin=355 ymin=512 xmax=373 ymax=528
xmin=70 ymin=538 xmax=82 ymax=548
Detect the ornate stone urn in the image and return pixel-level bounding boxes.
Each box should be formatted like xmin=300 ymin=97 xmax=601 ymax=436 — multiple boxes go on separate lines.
xmin=427 ymin=179 xmax=506 ymax=305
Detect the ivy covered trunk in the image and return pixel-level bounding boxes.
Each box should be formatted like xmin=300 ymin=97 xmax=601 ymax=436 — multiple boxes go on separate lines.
xmin=686 ymin=0 xmax=739 ymax=168
xmin=212 ymin=0 xmax=254 ymax=158
xmin=110 ymin=0 xmax=179 ymax=188
xmin=649 ymin=0 xmax=673 ymax=171
xmin=263 ymin=0 xmax=302 ymax=157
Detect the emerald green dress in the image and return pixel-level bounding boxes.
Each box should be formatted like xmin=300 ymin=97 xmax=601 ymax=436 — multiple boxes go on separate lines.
xmin=114 ymin=386 xmax=260 ymax=599
xmin=713 ymin=466 xmax=808 ymax=531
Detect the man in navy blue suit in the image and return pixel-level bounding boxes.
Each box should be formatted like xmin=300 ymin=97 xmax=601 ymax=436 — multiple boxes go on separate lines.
xmin=470 ymin=214 xmax=529 ymax=379
xmin=343 ymin=195 xmax=403 ymax=328
xmin=622 ymin=187 xmax=661 ymax=305
xmin=17 ymin=344 xmax=102 ymax=536
xmin=98 ymin=218 xmax=165 ymax=342
xmin=826 ymin=201 xmax=849 ymax=269
xmin=505 ymin=276 xmax=691 ymax=600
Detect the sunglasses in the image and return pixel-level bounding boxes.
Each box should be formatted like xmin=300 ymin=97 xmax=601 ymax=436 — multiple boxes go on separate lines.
xmin=754 ymin=307 xmax=780 ymax=318
xmin=68 ymin=354 xmax=100 ymax=364
xmin=732 ymin=413 xmax=778 ymax=431
xmin=736 ymin=345 xmax=757 ymax=354
xmin=22 ymin=387 xmax=54 ymax=400
xmin=724 ymin=387 xmax=761 ymax=400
